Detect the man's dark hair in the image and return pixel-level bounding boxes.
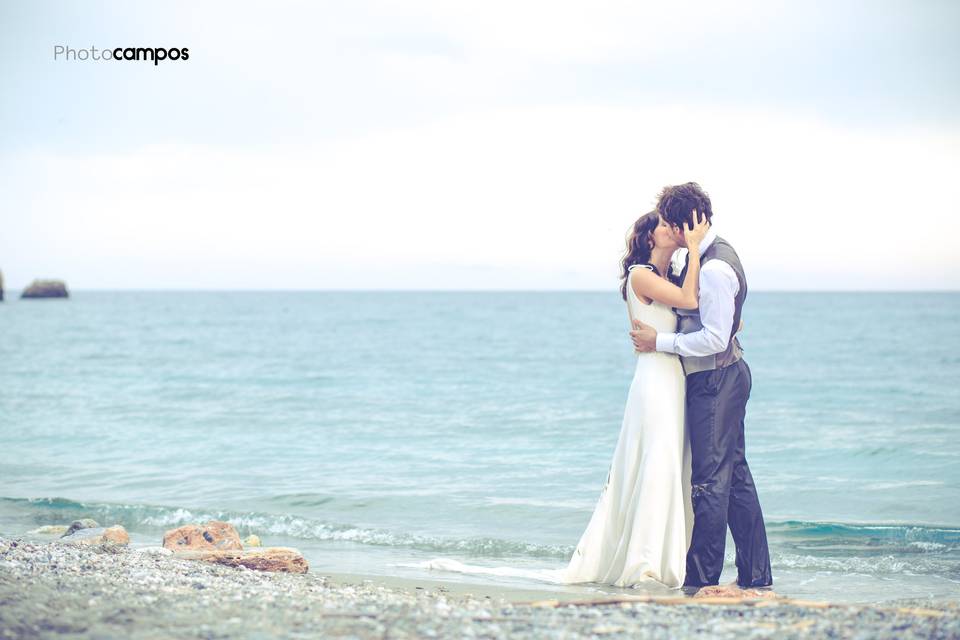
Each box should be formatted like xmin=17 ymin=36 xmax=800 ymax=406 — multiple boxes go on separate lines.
xmin=656 ymin=182 xmax=713 ymax=230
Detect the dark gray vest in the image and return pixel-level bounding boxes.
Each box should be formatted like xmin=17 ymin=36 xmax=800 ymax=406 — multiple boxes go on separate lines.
xmin=675 ymin=236 xmax=747 ymax=375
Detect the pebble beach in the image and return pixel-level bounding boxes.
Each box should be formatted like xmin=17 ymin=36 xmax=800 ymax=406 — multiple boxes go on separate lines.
xmin=2 ymin=536 xmax=958 ymax=640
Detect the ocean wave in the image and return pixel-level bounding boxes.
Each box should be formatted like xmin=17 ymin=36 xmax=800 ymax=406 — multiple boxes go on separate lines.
xmin=769 ymin=552 xmax=960 ymax=578
xmin=0 ymin=496 xmax=572 ymax=558
xmin=483 ymin=496 xmax=591 ymax=510
xmin=863 ymin=480 xmax=946 ymax=491
xmin=5 ymin=496 xmax=959 ymax=567
xmin=768 ymin=519 xmax=960 ymax=547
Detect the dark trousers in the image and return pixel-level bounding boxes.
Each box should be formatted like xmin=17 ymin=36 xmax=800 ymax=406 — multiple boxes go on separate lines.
xmin=683 ymin=358 xmax=772 ymax=588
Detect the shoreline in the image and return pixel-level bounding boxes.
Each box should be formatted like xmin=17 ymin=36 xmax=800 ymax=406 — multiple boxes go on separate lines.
xmin=1 ymin=536 xmax=957 ymax=639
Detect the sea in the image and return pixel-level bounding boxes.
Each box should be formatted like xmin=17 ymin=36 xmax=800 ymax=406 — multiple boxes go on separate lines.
xmin=1 ymin=290 xmax=958 ymax=603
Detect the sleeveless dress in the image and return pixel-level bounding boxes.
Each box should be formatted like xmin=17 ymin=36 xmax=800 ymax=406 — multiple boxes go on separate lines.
xmin=417 ymin=265 xmax=694 ymax=588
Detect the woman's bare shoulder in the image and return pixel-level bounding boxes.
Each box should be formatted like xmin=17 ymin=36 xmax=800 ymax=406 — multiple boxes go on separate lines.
xmin=628 ymin=265 xmax=657 ymax=304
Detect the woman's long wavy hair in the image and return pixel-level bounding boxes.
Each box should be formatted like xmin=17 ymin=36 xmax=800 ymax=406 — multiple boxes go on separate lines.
xmin=620 ymin=211 xmax=659 ymax=301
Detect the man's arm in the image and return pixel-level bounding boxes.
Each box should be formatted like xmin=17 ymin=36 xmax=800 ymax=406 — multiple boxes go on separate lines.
xmin=632 ymin=261 xmax=738 ymax=355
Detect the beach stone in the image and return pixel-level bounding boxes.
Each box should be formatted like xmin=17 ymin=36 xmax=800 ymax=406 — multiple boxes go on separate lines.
xmin=20 ymin=279 xmax=69 ymax=299
xmin=243 ymin=534 xmax=261 ymax=547
xmin=62 ymin=519 xmax=101 ymax=537
xmin=173 ymin=546 xmax=309 ymax=573
xmin=163 ymin=520 xmax=243 ymax=551
xmin=28 ymin=524 xmax=70 ymax=535
xmin=133 ymin=546 xmax=174 ymax=556
xmin=59 ymin=525 xmax=130 ymax=546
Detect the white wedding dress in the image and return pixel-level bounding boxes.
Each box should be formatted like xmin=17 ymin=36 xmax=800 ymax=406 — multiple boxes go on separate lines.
xmin=418 ymin=265 xmax=694 ymax=588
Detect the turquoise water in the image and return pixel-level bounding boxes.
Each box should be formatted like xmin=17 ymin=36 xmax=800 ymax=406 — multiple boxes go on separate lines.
xmin=1 ymin=291 xmax=958 ymax=602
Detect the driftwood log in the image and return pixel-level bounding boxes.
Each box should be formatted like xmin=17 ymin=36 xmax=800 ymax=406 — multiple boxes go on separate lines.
xmin=172 ymin=547 xmax=309 ymax=573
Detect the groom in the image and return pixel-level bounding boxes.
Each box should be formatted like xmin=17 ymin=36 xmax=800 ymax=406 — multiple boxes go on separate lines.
xmin=630 ymin=182 xmax=773 ymax=590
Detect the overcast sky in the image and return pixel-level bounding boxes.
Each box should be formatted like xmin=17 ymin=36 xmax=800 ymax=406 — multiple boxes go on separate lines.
xmin=1 ymin=0 xmax=958 ymax=290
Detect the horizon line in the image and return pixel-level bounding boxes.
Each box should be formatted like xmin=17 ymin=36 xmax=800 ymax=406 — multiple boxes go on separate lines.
xmin=2 ymin=288 xmax=959 ymax=294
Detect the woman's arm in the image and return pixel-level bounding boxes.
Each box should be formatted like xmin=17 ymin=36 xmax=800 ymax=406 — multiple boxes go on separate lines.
xmin=630 ymin=212 xmax=707 ymax=309
xmin=630 ymin=250 xmax=700 ymax=309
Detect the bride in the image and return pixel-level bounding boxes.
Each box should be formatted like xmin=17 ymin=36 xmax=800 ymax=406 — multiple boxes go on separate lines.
xmin=420 ymin=209 xmax=710 ymax=589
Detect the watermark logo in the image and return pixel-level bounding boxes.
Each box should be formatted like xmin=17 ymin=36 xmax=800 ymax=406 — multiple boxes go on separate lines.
xmin=53 ymin=46 xmax=190 ymax=66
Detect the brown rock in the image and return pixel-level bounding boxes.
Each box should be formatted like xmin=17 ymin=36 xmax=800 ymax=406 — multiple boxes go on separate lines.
xmin=173 ymin=547 xmax=308 ymax=573
xmin=162 ymin=520 xmax=243 ymax=551
xmin=20 ymin=279 xmax=69 ymax=299
xmin=59 ymin=525 xmax=130 ymax=546
xmin=102 ymin=525 xmax=130 ymax=545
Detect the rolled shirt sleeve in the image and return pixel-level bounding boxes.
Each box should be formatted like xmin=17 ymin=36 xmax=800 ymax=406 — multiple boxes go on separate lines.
xmin=655 ymin=260 xmax=739 ymax=357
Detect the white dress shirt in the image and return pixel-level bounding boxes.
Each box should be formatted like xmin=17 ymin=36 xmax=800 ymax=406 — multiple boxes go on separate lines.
xmin=654 ymin=228 xmax=740 ymax=357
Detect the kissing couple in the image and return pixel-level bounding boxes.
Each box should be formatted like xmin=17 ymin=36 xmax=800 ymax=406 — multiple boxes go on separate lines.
xmin=421 ymin=181 xmax=773 ymax=592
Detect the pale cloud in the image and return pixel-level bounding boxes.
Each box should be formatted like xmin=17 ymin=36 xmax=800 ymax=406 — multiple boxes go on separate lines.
xmin=3 ymin=104 xmax=956 ymax=290
xmin=384 ymin=0 xmax=788 ymax=63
